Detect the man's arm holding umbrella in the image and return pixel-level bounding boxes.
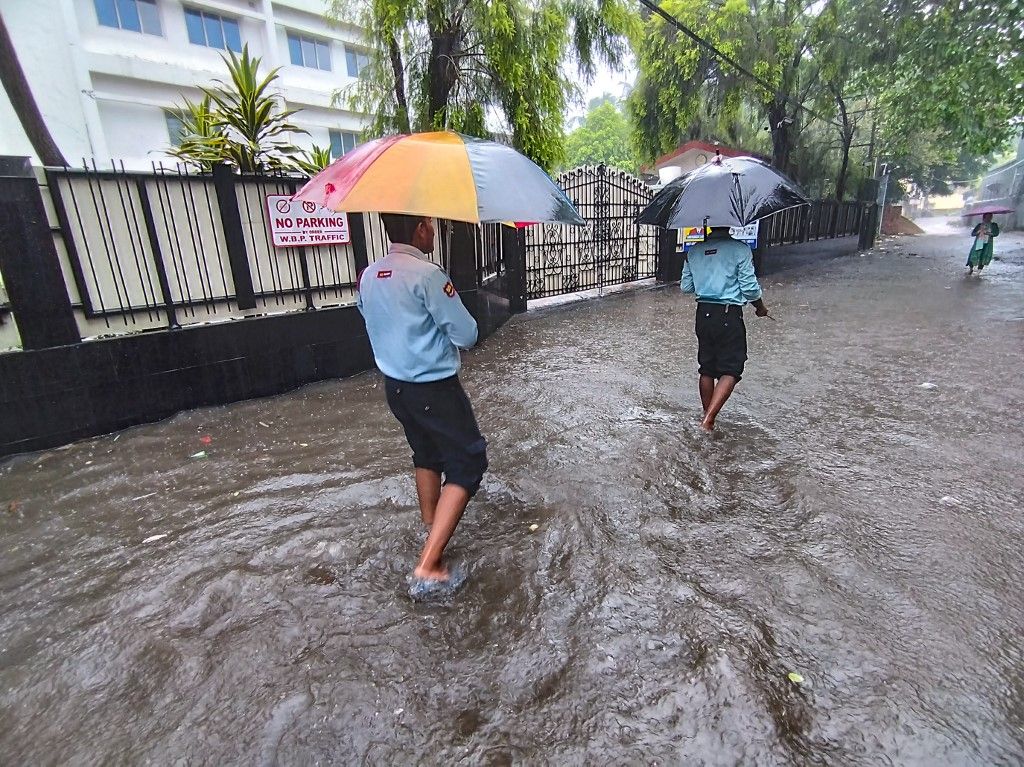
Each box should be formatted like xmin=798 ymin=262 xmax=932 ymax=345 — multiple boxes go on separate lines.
xmin=423 ymin=269 xmax=478 ymax=348
xmin=737 ymin=247 xmax=770 ymax=318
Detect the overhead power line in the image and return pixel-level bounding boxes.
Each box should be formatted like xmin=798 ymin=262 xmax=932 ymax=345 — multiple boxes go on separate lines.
xmin=633 ymin=0 xmax=839 ymax=128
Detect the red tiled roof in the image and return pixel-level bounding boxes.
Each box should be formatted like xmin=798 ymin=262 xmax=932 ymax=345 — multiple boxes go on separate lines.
xmin=651 ymin=140 xmax=747 ymax=170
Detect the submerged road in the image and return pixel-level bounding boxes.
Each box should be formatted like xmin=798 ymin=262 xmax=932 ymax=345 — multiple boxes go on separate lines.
xmin=2 ymin=224 xmax=1023 ymax=764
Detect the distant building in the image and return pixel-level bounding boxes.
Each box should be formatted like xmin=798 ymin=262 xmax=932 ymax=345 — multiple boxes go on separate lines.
xmin=649 ymin=140 xmax=751 ymax=186
xmin=0 ymin=0 xmax=369 ymax=169
xmin=964 ymin=135 xmax=1024 ymax=229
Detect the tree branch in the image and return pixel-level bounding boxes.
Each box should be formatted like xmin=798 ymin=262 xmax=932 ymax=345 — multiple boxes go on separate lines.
xmin=0 ymin=11 xmax=65 ymax=165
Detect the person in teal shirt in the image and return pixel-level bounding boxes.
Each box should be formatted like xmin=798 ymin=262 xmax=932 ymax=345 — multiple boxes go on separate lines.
xmin=681 ymin=227 xmax=771 ymax=431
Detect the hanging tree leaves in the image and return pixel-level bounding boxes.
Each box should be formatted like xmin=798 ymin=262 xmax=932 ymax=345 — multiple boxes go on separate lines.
xmin=629 ymin=0 xmax=825 ymax=174
xmin=328 ymin=0 xmax=636 ymax=170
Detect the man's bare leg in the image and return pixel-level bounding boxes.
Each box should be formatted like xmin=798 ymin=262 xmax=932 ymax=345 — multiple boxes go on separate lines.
xmin=699 ymin=374 xmax=715 ymax=415
xmin=413 ymin=484 xmax=470 ymax=581
xmin=700 ymin=374 xmax=738 ymax=431
xmin=414 ymin=468 xmax=442 ymax=528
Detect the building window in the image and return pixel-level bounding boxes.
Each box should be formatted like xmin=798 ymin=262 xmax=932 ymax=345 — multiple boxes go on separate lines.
xmin=345 ymin=47 xmax=369 ymax=77
xmin=329 ymin=130 xmax=358 ymax=158
xmin=288 ymin=32 xmax=331 ymax=71
xmin=94 ymin=0 xmax=162 ymax=35
xmin=165 ymin=111 xmax=186 ymax=146
xmin=184 ymin=7 xmax=241 ymax=52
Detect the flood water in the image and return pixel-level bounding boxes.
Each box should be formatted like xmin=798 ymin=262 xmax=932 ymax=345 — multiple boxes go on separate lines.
xmin=2 ymin=225 xmax=1023 ymax=764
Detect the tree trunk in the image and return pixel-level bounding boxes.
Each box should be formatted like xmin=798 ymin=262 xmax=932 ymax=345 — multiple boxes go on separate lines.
xmin=767 ymin=103 xmax=791 ymax=171
xmin=425 ymin=9 xmax=461 ymax=131
xmin=0 ymin=12 xmax=65 ymax=166
xmin=835 ymin=140 xmax=851 ymax=201
xmin=387 ymin=34 xmax=411 ymax=134
xmin=834 ymin=94 xmax=853 ymax=201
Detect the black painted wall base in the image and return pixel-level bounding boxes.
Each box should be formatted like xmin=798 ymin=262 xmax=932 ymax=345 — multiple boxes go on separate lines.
xmin=0 ymin=289 xmax=514 ymax=459
xmin=0 ymin=307 xmax=374 ymax=458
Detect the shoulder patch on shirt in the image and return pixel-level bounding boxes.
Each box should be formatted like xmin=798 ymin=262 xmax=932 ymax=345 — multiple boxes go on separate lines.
xmin=377 ymin=270 xmax=392 ymax=279
xmin=443 ymin=281 xmax=456 ymax=297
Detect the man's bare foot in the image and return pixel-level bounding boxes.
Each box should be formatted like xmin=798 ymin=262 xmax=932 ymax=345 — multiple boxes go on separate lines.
xmin=412 ymin=563 xmax=449 ymax=581
xmin=408 ymin=562 xmax=469 ymax=601
xmin=699 ymin=419 xmax=715 ymax=432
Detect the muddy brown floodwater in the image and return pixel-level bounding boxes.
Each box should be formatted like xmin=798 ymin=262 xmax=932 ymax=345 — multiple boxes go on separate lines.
xmin=2 ymin=224 xmax=1023 ymax=765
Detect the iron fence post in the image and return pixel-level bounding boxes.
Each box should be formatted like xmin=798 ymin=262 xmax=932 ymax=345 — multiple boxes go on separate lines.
xmin=135 ymin=178 xmax=180 ymax=328
xmin=0 ymin=157 xmax=80 ymax=349
xmin=596 ymin=163 xmax=609 ymax=293
xmin=656 ymin=228 xmax=681 ymax=283
xmin=296 ymin=246 xmax=315 ymax=310
xmin=212 ymin=163 xmax=256 ymax=310
xmin=502 ymin=225 xmax=527 ymax=313
xmin=448 ymin=220 xmax=478 ymax=292
xmin=349 ymin=213 xmax=369 ymax=276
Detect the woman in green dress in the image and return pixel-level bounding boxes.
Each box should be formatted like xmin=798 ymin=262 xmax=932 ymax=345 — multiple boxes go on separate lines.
xmin=967 ymin=212 xmax=1000 ymax=274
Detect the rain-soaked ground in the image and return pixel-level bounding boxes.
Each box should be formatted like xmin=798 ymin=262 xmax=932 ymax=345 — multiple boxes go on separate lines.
xmin=2 ymin=221 xmax=1023 ymax=765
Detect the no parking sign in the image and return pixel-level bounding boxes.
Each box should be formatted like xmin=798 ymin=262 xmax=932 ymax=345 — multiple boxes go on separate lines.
xmin=266 ymin=195 xmax=350 ymax=248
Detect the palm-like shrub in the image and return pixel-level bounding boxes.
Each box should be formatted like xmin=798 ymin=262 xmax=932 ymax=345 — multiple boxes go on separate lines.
xmin=170 ymin=46 xmax=306 ymax=172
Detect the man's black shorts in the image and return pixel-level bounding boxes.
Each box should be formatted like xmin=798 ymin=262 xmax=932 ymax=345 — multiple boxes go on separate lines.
xmin=695 ymin=302 xmax=747 ymax=381
xmin=384 ymin=375 xmax=488 ymax=496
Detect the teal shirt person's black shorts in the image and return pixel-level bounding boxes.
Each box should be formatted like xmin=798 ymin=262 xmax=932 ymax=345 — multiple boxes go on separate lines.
xmin=695 ymin=302 xmax=748 ymax=381
xmin=384 ymin=374 xmax=488 ymax=496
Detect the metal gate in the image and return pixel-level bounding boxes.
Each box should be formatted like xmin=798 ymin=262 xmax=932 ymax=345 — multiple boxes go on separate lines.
xmin=524 ymin=164 xmax=660 ymax=300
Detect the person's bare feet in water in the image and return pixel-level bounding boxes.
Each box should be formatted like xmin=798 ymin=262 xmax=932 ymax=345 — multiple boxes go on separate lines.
xmin=408 ymin=560 xmax=469 ymax=601
xmin=412 ymin=561 xmax=450 ymax=581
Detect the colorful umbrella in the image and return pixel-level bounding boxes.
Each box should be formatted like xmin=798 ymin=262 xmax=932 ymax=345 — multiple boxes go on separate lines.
xmin=962 ymin=203 xmax=1015 ymax=216
xmin=292 ymin=131 xmax=584 ymax=226
xmin=637 ymin=155 xmax=810 ymax=229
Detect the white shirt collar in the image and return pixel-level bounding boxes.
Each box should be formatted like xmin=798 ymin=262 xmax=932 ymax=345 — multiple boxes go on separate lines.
xmin=388 ymin=242 xmax=429 ymax=260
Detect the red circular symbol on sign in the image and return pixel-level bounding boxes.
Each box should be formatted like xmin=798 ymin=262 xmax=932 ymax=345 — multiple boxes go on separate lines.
xmin=302 ymin=201 xmax=316 ymax=213
xmin=275 ymin=199 xmax=290 ymax=213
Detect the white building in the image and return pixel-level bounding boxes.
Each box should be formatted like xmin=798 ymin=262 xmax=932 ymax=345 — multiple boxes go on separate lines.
xmin=0 ymin=0 xmax=370 ymax=169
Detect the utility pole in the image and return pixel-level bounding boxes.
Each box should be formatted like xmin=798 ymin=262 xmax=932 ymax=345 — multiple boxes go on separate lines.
xmin=877 ymin=162 xmax=890 ymax=237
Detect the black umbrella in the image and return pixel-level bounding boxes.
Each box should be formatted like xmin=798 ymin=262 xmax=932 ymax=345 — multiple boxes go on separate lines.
xmin=637 ymin=155 xmax=810 ymax=229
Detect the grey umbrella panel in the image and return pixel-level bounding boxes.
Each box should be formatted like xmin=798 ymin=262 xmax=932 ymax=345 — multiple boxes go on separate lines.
xmin=637 ymin=156 xmax=811 ymax=229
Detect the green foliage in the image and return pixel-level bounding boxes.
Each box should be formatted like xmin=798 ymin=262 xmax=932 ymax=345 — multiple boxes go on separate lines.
xmin=293 ymin=144 xmax=334 ymax=176
xmin=563 ymin=100 xmax=638 ymax=171
xmin=866 ymin=0 xmax=1024 ymax=158
xmin=167 ymin=95 xmax=226 ymax=172
xmin=169 ymin=46 xmax=306 ymax=172
xmin=629 ymin=0 xmax=1021 ymax=201
xmin=629 ymin=0 xmax=822 ymax=173
xmin=328 ymin=0 xmax=637 ymax=171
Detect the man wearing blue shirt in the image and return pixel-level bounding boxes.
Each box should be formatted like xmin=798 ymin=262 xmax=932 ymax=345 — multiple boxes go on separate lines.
xmin=681 ymin=226 xmax=770 ymax=431
xmin=357 ymin=214 xmax=487 ymax=599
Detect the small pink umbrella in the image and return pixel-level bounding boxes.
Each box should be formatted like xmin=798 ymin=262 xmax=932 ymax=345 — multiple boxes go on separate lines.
xmin=963 ymin=203 xmax=1015 ymax=216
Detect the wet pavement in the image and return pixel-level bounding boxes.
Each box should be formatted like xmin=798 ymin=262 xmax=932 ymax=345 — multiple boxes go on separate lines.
xmin=2 ymin=225 xmax=1023 ymax=764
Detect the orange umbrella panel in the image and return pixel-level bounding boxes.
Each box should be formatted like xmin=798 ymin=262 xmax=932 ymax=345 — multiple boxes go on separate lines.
xmin=293 ymin=132 xmax=584 ymax=226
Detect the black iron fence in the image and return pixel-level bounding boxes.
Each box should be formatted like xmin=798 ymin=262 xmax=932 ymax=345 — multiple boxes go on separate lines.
xmin=2 ymin=157 xmax=871 ymax=352
xmin=37 ymin=162 xmax=503 ymax=335
xmin=759 ymin=200 xmax=867 ymax=249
